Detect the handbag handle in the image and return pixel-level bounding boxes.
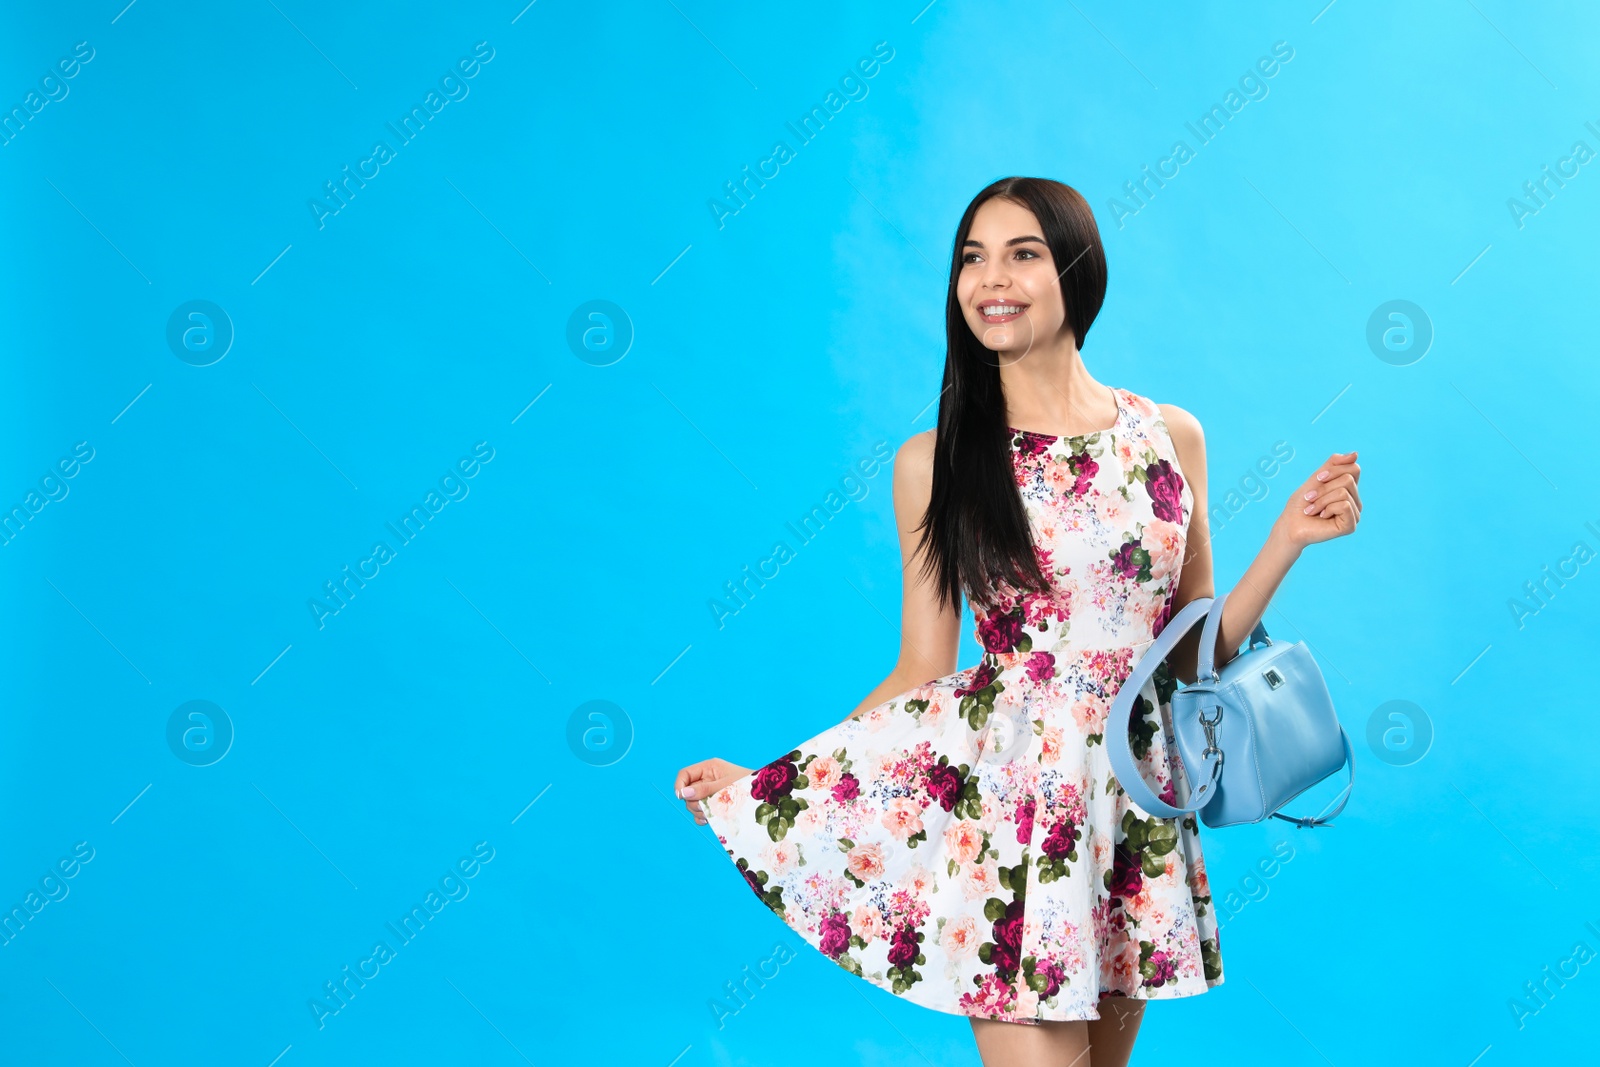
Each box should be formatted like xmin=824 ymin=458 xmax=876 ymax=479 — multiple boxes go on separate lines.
xmin=1106 ymin=596 xmax=1221 ymax=820
xmin=1107 ymin=593 xmax=1356 ymax=827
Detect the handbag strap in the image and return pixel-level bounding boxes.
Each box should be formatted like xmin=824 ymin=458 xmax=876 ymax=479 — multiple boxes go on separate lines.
xmin=1269 ymin=728 xmax=1356 ymax=828
xmin=1107 ymin=594 xmax=1356 ymax=827
xmin=1106 ymin=596 xmax=1219 ymax=820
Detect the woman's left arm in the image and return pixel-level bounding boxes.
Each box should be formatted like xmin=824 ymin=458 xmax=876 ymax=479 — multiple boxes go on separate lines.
xmin=1158 ymin=403 xmax=1362 ymax=686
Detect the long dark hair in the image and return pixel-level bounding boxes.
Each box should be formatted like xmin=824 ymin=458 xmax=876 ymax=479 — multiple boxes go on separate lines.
xmin=914 ymin=177 xmax=1109 ymax=613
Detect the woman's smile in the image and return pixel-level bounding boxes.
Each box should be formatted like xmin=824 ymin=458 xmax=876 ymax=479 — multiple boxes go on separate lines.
xmin=977 ymin=299 xmax=1031 ymax=324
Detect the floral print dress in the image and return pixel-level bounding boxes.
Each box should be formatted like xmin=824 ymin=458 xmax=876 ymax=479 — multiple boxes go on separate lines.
xmin=701 ymin=387 xmax=1223 ymax=1024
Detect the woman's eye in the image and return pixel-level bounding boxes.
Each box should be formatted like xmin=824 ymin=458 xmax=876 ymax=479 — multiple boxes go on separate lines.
xmin=1016 ymin=249 xmax=1038 ymax=260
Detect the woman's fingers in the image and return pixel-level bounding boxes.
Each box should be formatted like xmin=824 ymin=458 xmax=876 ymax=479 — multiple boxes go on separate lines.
xmin=1303 ymin=473 xmax=1360 ymax=514
xmin=1309 ymin=486 xmax=1357 ymax=520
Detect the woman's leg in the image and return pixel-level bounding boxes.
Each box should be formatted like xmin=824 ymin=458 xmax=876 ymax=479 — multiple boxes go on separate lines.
xmin=1084 ymin=995 xmax=1145 ymax=1066
xmin=969 ymin=1017 xmax=1091 ymax=1066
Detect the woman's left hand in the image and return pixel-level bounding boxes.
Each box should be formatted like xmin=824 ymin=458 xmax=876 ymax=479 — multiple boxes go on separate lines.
xmin=1276 ymin=450 xmax=1361 ymax=548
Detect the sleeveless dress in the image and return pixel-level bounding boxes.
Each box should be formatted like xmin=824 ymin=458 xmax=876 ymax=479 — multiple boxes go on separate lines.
xmin=700 ymin=387 xmax=1224 ymax=1024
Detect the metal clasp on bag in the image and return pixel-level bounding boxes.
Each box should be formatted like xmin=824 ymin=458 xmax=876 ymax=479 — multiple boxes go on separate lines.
xmin=1198 ymin=702 xmax=1224 ymax=764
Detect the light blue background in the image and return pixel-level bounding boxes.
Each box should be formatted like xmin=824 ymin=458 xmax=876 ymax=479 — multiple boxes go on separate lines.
xmin=3 ymin=1 xmax=1596 ymax=1064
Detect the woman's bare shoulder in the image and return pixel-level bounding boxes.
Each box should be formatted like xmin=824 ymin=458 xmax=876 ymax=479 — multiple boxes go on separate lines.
xmin=1155 ymin=402 xmax=1204 ymax=446
xmin=1155 ymin=402 xmax=1207 ymax=483
xmin=892 ymin=429 xmax=936 ymax=497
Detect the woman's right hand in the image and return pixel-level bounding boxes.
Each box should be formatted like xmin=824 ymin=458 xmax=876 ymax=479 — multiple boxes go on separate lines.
xmin=674 ymin=758 xmax=751 ymax=825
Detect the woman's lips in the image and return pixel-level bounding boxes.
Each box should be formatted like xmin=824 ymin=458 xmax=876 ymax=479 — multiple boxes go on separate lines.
xmin=978 ymin=304 xmax=1029 ymax=324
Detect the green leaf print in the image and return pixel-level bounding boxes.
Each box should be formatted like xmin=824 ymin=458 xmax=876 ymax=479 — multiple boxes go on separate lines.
xmin=984 ymin=897 xmax=1007 ymax=922
xmin=1145 ymin=820 xmax=1179 ymax=857
xmin=1128 ymin=695 xmax=1159 ymax=760
xmin=1152 ymin=655 xmax=1179 ymax=706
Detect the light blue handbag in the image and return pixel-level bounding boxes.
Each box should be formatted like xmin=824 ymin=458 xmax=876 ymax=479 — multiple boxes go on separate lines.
xmin=1106 ymin=591 xmax=1354 ymax=829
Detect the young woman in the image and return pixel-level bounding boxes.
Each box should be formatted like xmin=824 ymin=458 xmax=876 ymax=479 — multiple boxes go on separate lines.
xmin=675 ymin=177 xmax=1360 ymax=1067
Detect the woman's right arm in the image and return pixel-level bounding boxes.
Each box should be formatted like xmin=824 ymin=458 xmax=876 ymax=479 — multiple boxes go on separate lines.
xmin=836 ymin=430 xmax=962 ymax=725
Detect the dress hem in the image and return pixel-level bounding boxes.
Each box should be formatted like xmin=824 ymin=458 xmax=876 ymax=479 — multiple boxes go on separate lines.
xmin=704 ymin=815 xmax=1223 ymax=1027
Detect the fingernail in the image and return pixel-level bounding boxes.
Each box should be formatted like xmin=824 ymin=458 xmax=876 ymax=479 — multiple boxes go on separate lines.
xmin=1316 ymin=470 xmax=1329 ymax=481
xmin=1303 ymin=490 xmax=1317 ymax=501
xmin=680 ymin=786 xmax=694 ymax=799
xmin=1303 ymin=503 xmax=1316 ymax=513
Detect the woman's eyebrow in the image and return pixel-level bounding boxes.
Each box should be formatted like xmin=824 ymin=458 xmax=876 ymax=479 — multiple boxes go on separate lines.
xmin=962 ymin=235 xmax=1047 ymax=248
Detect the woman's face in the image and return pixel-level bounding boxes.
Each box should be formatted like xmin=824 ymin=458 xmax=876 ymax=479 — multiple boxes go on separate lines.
xmin=955 ymin=197 xmax=1069 ymax=358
